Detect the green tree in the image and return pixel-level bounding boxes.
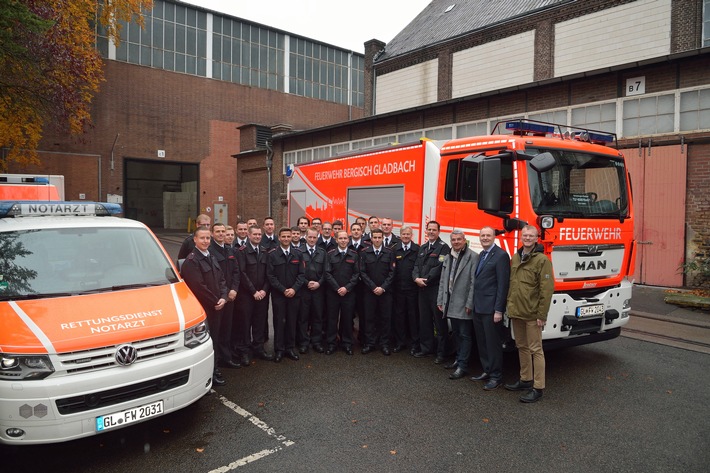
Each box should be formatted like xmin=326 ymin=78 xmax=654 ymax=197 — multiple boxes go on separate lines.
xmin=0 ymin=0 xmax=152 ymax=171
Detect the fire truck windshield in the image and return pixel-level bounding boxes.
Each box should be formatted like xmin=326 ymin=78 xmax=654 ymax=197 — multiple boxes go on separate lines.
xmin=526 ymin=148 xmax=629 ymax=219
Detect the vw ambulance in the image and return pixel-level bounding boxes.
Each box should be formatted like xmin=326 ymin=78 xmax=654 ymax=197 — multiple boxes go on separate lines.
xmin=0 ymin=201 xmax=214 ymax=444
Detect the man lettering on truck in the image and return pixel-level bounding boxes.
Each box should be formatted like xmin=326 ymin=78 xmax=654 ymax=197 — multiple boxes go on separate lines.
xmin=180 ymin=227 xmax=228 ymax=387
xmin=504 ymin=225 xmax=554 ymax=403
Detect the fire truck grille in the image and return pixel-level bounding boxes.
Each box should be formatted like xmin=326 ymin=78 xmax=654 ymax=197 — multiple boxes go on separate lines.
xmin=55 ymin=370 xmax=189 ymax=415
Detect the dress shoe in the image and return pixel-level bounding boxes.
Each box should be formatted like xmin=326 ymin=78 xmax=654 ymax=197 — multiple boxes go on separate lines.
xmin=413 ymin=351 xmax=432 ymax=358
xmin=219 ymin=359 xmax=242 ymax=369
xmin=483 ymin=379 xmax=502 ymax=390
xmin=470 ymin=372 xmax=490 ymax=381
xmin=325 ymin=346 xmax=336 ymax=355
xmin=444 ymin=361 xmax=458 ymax=370
xmin=344 ymin=347 xmax=354 ymax=356
xmin=409 ymin=347 xmax=418 ymax=356
xmin=274 ymin=351 xmax=283 ymax=363
xmin=313 ymin=344 xmax=325 ymax=353
xmin=392 ymin=345 xmax=405 ymax=353
xmin=286 ymin=350 xmax=300 ymax=361
xmin=449 ymin=368 xmax=468 ymax=380
xmin=241 ymin=354 xmax=252 ymax=367
xmin=520 ymin=388 xmax=543 ymax=403
xmin=257 ymin=351 xmax=274 ymax=361
xmin=381 ymin=346 xmax=391 ymax=356
xmin=361 ymin=345 xmax=374 ymax=354
xmin=298 ymin=345 xmax=309 ymax=354
xmin=504 ymin=379 xmax=533 ymax=391
xmin=212 ymin=375 xmax=226 ymax=386
xmin=434 ymin=356 xmax=446 ymax=365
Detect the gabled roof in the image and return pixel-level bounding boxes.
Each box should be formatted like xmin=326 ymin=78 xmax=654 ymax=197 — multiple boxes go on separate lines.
xmin=378 ymin=0 xmax=571 ymax=61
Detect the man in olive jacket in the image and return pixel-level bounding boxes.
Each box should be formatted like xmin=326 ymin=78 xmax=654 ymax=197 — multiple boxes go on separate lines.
xmin=504 ymin=225 xmax=554 ymax=403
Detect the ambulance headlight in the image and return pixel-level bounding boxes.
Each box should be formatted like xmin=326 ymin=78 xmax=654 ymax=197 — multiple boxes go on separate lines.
xmin=0 ymin=354 xmax=54 ymax=380
xmin=184 ymin=321 xmax=210 ymax=348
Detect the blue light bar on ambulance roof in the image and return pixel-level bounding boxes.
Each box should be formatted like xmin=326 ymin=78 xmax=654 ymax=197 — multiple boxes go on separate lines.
xmin=0 ymin=175 xmax=50 ymax=184
xmin=0 ymin=201 xmax=123 ymax=218
xmin=573 ymin=131 xmax=614 ymax=145
xmin=505 ymin=120 xmax=555 ymax=135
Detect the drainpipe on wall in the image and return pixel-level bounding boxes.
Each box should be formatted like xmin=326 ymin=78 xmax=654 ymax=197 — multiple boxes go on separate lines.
xmin=265 ymin=139 xmax=273 ymax=216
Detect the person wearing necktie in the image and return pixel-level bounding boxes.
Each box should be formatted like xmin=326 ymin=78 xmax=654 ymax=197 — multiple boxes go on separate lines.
xmin=236 ymin=226 xmax=273 ymax=363
xmin=437 ymin=229 xmax=476 ymax=381
xmin=470 ymin=226 xmax=511 ymax=390
xmin=348 ymin=221 xmax=371 ymax=345
xmin=261 ymin=216 xmax=278 ymax=251
xmin=359 ymin=229 xmax=396 ymax=355
xmin=391 ymin=226 xmax=420 ymax=354
xmin=297 ymin=227 xmax=328 ymax=354
xmin=267 ymin=227 xmax=305 ymax=362
xmin=180 ymin=227 xmax=228 ymax=387
xmin=380 ymin=217 xmax=400 ymax=249
xmin=209 ymin=223 xmax=242 ymax=370
xmin=412 ymin=221 xmax=451 ymax=361
xmin=324 ymin=230 xmax=360 ymax=355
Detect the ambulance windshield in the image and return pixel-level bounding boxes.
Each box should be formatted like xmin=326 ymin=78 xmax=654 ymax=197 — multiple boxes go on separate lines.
xmin=526 ymin=149 xmax=629 ymax=219
xmin=0 ymin=227 xmax=178 ymax=299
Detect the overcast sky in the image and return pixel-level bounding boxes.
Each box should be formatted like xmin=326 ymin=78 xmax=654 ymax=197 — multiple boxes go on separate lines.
xmin=181 ymin=0 xmax=432 ymax=52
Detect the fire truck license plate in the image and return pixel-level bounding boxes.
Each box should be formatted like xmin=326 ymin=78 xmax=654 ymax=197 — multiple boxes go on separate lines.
xmin=576 ymin=304 xmax=605 ymax=318
xmin=96 ymin=400 xmax=164 ymax=432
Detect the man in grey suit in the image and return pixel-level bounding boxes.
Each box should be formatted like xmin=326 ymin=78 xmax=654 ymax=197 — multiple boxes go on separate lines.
xmin=437 ymin=229 xmax=476 ymax=380
xmin=471 ymin=226 xmax=511 ymax=390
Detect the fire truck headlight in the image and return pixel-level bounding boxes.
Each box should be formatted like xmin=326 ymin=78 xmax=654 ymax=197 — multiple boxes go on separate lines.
xmin=184 ymin=321 xmax=210 ymax=348
xmin=539 ymin=215 xmax=554 ymax=229
xmin=623 ymin=298 xmax=631 ymax=310
xmin=0 ymin=354 xmax=54 ymax=380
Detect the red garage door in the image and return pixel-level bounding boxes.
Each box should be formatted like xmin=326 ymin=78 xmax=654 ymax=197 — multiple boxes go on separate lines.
xmin=623 ymin=145 xmax=686 ymax=287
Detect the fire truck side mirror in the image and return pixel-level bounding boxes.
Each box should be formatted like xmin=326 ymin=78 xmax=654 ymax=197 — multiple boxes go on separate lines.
xmin=477 ymin=157 xmax=501 ymax=212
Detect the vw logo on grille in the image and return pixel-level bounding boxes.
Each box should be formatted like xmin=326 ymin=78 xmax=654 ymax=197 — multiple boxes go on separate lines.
xmin=115 ymin=344 xmax=138 ymax=366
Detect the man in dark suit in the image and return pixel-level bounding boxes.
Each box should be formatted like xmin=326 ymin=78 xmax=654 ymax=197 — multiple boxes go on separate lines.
xmin=324 ymin=230 xmax=360 ymax=355
xmin=380 ymin=217 xmax=400 ymax=249
xmin=298 ymin=227 xmax=328 ymax=353
xmin=317 ymin=221 xmax=337 ymax=253
xmin=267 ymin=227 xmax=305 ymax=362
xmin=180 ymin=227 xmax=228 ymax=386
xmin=471 ymin=226 xmax=511 ymax=390
xmin=412 ymin=221 xmax=451 ymax=361
xmin=236 ymin=226 xmax=273 ymax=362
xmin=359 ymin=228 xmax=396 ymax=355
xmin=177 ymin=214 xmax=210 ymax=262
xmin=209 ymin=223 xmax=241 ymax=370
xmin=391 ymin=226 xmax=419 ymax=353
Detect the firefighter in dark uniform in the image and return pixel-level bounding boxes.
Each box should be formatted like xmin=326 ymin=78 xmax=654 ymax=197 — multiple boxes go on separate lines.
xmin=391 ymin=226 xmax=420 ymax=354
xmin=236 ymin=225 xmax=273 ymax=362
xmin=325 ymin=230 xmax=361 ymax=355
xmin=380 ymin=217 xmax=401 ymax=249
xmin=359 ymin=228 xmax=396 ymax=355
xmin=209 ymin=223 xmax=241 ymax=369
xmin=180 ymin=227 xmax=228 ymax=386
xmin=267 ymin=227 xmax=305 ymax=362
xmin=177 ymin=214 xmax=210 ymax=263
xmin=348 ymin=222 xmax=370 ymax=344
xmin=413 ymin=221 xmax=451 ymax=362
xmin=297 ymin=227 xmax=328 ymax=354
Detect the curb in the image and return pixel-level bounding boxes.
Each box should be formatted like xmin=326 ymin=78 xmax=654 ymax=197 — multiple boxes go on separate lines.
xmin=629 ymin=310 xmax=710 ymax=329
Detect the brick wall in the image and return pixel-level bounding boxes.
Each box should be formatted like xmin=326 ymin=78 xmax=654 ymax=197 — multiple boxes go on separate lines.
xmin=686 ymin=142 xmax=710 ymax=286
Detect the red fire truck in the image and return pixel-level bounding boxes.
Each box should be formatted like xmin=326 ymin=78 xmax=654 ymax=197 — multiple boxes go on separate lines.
xmin=287 ymin=119 xmax=634 ymax=347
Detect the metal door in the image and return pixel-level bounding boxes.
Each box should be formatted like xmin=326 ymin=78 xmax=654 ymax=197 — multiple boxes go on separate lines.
xmin=623 ymin=145 xmax=686 ymax=286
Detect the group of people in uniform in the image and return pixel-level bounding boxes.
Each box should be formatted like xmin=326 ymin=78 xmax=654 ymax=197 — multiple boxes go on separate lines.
xmin=178 ymin=213 xmax=554 ymax=403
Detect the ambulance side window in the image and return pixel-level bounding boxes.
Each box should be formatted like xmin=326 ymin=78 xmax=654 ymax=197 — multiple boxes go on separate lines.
xmin=444 ymin=158 xmax=478 ymax=202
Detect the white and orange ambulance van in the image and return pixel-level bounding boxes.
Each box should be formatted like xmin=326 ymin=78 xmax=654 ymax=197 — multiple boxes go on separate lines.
xmin=0 ymin=201 xmax=214 ymax=444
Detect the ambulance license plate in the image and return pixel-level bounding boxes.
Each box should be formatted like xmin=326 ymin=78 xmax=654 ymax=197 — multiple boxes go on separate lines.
xmin=576 ymin=304 xmax=605 ymax=318
xmin=96 ymin=400 xmax=164 ymax=431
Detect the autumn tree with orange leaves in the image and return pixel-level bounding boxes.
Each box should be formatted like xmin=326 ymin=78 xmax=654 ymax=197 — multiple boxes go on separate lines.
xmin=0 ymin=0 xmax=151 ymax=171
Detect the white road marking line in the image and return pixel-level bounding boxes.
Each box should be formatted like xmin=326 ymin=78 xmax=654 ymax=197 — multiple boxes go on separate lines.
xmin=206 ymin=391 xmax=296 ymax=472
